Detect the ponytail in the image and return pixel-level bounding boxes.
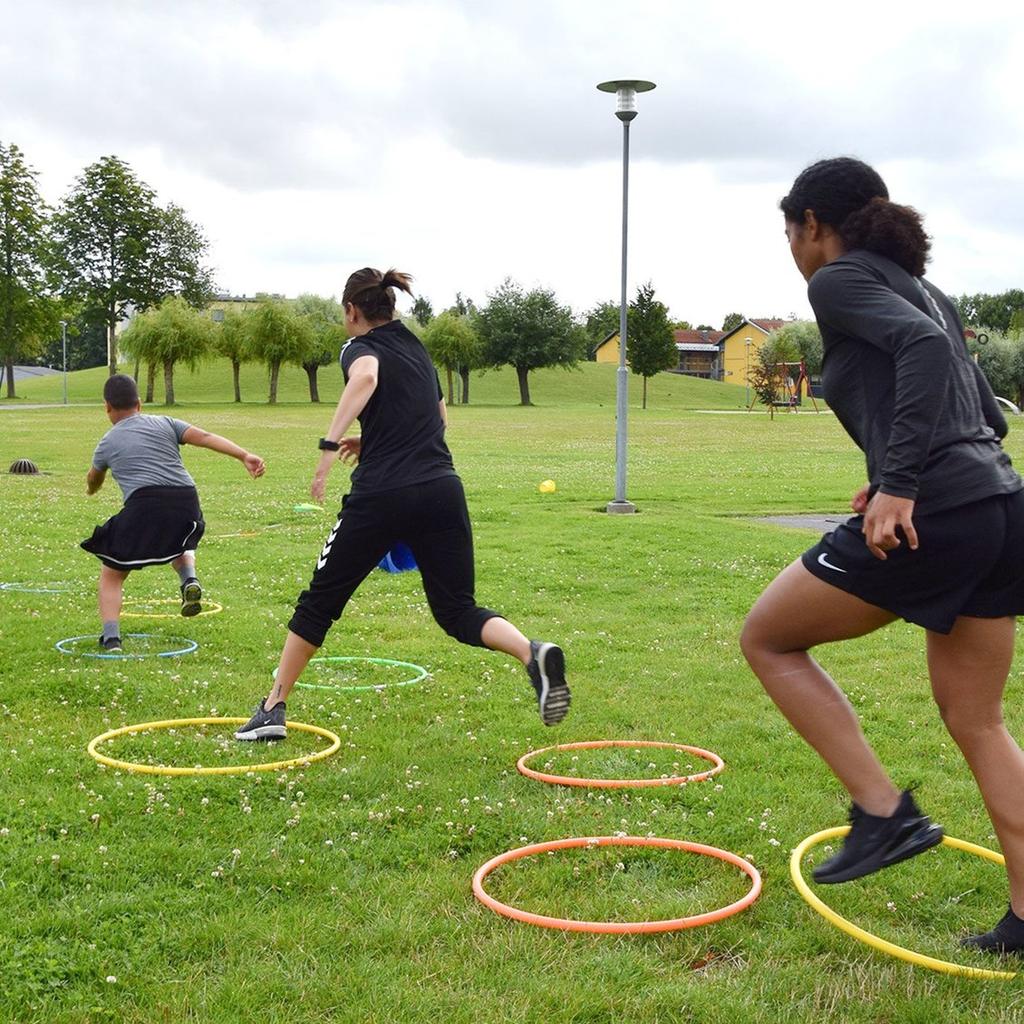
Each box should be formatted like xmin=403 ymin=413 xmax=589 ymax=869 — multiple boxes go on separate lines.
xmin=343 ymin=267 xmax=414 ymax=321
xmin=839 ymin=197 xmax=931 ymax=277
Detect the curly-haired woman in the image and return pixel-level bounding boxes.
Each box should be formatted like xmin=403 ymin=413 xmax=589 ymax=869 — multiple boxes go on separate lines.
xmin=741 ymin=157 xmax=1024 ymax=953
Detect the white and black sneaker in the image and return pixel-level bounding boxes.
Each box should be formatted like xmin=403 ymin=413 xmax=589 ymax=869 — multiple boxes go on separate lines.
xmin=98 ymin=635 xmax=123 ymax=653
xmin=180 ymin=578 xmax=202 ymax=617
xmin=234 ymin=699 xmax=287 ymax=741
xmin=527 ymin=641 xmax=570 ymax=725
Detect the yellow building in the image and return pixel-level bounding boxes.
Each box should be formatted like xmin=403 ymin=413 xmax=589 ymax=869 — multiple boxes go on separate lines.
xmin=718 ymin=318 xmax=786 ymax=386
xmin=593 ymin=330 xmax=620 ymax=363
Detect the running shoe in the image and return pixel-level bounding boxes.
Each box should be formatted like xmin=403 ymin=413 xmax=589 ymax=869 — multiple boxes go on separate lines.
xmin=812 ymin=789 xmax=943 ymax=884
xmin=526 ymin=640 xmax=570 ymax=726
xmin=98 ymin=635 xmax=123 ymax=653
xmin=180 ymin=578 xmax=202 ymax=617
xmin=234 ymin=699 xmax=286 ymax=741
xmin=961 ymin=906 xmax=1024 ymax=954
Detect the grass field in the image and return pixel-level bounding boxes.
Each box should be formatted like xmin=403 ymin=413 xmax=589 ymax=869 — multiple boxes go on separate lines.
xmin=4 ymin=361 xmax=1024 ymax=1022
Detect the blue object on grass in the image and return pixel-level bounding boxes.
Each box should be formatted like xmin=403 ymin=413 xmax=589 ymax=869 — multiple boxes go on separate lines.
xmin=378 ymin=542 xmax=418 ymax=573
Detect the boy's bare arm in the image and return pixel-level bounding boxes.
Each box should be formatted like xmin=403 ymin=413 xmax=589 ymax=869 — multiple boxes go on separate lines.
xmin=181 ymin=427 xmax=265 ymax=479
xmin=86 ymin=467 xmax=106 ymax=494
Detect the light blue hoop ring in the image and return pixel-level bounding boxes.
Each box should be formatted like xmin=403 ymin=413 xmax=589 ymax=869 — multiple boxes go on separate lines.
xmin=295 ymin=655 xmax=428 ymax=692
xmin=2 ymin=582 xmax=72 ymax=594
xmin=56 ymin=633 xmax=199 ymax=659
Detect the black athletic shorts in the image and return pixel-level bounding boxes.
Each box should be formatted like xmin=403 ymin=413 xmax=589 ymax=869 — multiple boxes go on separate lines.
xmin=801 ymin=489 xmax=1024 ymax=634
xmin=81 ymin=485 xmax=205 ymax=572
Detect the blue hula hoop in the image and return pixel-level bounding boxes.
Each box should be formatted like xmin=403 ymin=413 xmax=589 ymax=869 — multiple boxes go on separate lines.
xmin=56 ymin=633 xmax=199 ymax=659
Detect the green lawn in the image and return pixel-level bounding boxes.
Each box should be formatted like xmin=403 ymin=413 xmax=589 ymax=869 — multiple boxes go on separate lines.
xmin=3 ymin=365 xmax=1024 ymax=1023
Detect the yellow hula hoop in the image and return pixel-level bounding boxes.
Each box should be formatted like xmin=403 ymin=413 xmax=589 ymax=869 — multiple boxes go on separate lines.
xmin=790 ymin=825 xmax=1016 ymax=980
xmin=122 ymin=598 xmax=224 ymax=619
xmin=87 ymin=717 xmax=341 ymax=777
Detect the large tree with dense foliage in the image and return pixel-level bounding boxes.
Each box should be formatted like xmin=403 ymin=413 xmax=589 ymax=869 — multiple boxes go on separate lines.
xmin=721 ymin=312 xmax=744 ymax=332
xmin=954 ymin=290 xmax=1024 ymax=334
xmin=583 ymin=299 xmax=620 ymax=351
xmin=0 ymin=142 xmax=53 ymax=397
xmin=422 ymin=311 xmax=481 ymax=405
xmin=51 ymin=156 xmax=162 ymax=376
xmin=476 ymin=280 xmax=583 ymax=406
xmin=52 ymin=157 xmax=213 ymax=377
xmin=248 ymin=299 xmax=314 ymax=404
xmin=294 ymin=293 xmax=346 ymax=403
xmin=119 ymin=296 xmax=213 ymax=405
xmin=627 ymin=282 xmax=677 ymax=409
xmin=765 ymin=320 xmax=823 ymax=375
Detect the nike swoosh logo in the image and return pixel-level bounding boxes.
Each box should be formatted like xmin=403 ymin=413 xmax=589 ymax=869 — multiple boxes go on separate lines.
xmin=817 ymin=552 xmax=847 ymax=574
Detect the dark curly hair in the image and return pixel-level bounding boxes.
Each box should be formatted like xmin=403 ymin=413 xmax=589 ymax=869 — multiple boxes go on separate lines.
xmin=780 ymin=157 xmax=931 ymax=277
xmin=342 ymin=267 xmax=414 ymax=322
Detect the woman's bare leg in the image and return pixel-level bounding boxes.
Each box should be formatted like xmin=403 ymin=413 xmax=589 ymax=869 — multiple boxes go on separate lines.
xmin=741 ymin=558 xmax=901 ymax=815
xmin=927 ymin=616 xmax=1024 ymax=914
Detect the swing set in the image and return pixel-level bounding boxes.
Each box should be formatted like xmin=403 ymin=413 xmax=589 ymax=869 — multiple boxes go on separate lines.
xmin=748 ymin=359 xmax=820 ymax=417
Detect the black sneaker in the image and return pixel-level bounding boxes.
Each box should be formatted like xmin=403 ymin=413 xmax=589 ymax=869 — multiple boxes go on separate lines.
xmin=812 ymin=790 xmax=943 ymax=884
xmin=526 ymin=641 xmax=570 ymax=726
xmin=180 ymin=578 xmax=202 ymax=617
xmin=234 ymin=699 xmax=286 ymax=741
xmin=98 ymin=635 xmax=123 ymax=653
xmin=961 ymin=905 xmax=1024 ymax=954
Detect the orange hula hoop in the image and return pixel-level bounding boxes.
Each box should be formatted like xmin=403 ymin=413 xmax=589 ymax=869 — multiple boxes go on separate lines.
xmin=473 ymin=835 xmax=761 ymax=934
xmin=517 ymin=739 xmax=724 ymax=789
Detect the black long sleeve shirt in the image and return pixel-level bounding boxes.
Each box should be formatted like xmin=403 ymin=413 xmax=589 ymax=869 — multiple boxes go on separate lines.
xmin=807 ymin=249 xmax=1020 ymax=515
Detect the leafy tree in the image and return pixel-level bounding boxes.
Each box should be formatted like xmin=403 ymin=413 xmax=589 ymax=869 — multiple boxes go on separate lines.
xmin=721 ymin=312 xmax=745 ymax=332
xmin=0 ymin=142 xmax=52 ymax=397
xmin=38 ymin=313 xmax=106 ymax=372
xmin=120 ymin=297 xmax=213 ymax=405
xmin=214 ymin=307 xmax=253 ymax=403
xmin=155 ymin=203 xmax=215 ymax=309
xmin=749 ymin=346 xmax=788 ymax=416
xmin=627 ymin=281 xmax=677 ymax=409
xmin=410 ymin=295 xmax=433 ymax=327
xmin=671 ymin=319 xmax=692 ymax=331
xmin=766 ymin=320 xmax=823 ymax=375
xmin=422 ymin=311 xmax=481 ymax=404
xmin=448 ymin=294 xmax=481 ymax=401
xmin=584 ymin=300 xmax=621 ymax=350
xmin=1009 ymin=308 xmax=1024 ymax=341
xmin=248 ymin=299 xmax=314 ymax=404
xmin=476 ymin=280 xmax=583 ymax=406
xmin=695 ymin=324 xmax=714 ymax=332
xmin=954 ymin=291 xmax=1024 ymax=334
xmin=51 ymin=156 xmax=163 ymax=376
xmin=294 ymin=294 xmax=346 ymax=403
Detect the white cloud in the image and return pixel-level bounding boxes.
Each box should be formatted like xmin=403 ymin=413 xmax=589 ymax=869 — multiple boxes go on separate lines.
xmin=2 ymin=0 xmax=1022 ymax=326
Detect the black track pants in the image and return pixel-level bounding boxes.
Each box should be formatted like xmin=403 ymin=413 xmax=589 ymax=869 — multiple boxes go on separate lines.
xmin=288 ymin=475 xmax=499 ymax=649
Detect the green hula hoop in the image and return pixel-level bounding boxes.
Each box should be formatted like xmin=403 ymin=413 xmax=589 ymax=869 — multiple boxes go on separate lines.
xmin=294 ymin=655 xmax=428 ymax=693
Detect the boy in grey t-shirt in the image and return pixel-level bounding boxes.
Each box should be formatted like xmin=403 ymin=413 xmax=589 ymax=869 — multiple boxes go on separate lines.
xmin=82 ymin=374 xmax=265 ymax=651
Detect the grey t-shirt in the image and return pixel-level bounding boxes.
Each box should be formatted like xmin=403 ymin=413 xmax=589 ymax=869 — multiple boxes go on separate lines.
xmin=92 ymin=414 xmax=196 ymax=500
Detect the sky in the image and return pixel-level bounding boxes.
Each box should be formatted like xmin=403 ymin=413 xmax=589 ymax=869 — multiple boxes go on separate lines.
xmin=2 ymin=0 xmax=1022 ymax=328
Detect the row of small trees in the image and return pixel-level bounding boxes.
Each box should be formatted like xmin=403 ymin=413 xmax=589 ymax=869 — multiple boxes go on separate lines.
xmin=419 ymin=280 xmax=677 ymax=408
xmin=0 ymin=141 xmax=213 ymax=397
xmin=121 ymin=295 xmax=346 ymax=405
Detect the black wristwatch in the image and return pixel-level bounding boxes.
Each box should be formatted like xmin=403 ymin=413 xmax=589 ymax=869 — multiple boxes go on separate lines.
xmin=318 ymin=437 xmax=341 ymax=451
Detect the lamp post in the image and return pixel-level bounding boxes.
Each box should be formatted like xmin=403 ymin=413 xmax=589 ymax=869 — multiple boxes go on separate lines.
xmin=597 ymin=78 xmax=655 ymax=515
xmin=60 ymin=320 xmax=68 ymax=406
xmin=744 ymin=337 xmax=752 ymax=408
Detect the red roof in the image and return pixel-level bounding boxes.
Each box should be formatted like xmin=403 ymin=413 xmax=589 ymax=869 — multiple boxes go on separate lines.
xmin=674 ymin=329 xmax=726 ymax=344
xmin=748 ymin=319 xmax=787 ymax=333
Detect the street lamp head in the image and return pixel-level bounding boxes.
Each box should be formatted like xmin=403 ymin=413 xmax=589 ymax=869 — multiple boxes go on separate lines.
xmin=597 ymin=79 xmax=656 ymax=122
xmin=59 ymin=320 xmax=67 ymax=328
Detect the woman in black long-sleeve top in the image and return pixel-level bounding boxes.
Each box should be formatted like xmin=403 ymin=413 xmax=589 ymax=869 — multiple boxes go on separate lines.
xmin=741 ymin=157 xmax=1024 ymax=953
